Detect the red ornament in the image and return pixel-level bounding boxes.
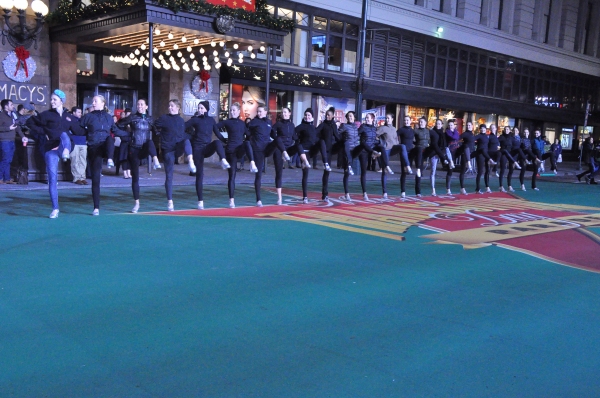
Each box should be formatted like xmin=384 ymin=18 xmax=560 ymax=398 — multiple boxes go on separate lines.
xmin=199 ymin=70 xmax=211 ymax=92
xmin=14 ymin=46 xmax=30 ymax=78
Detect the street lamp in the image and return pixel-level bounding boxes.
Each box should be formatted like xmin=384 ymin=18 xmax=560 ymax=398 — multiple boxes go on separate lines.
xmin=0 ymin=0 xmax=48 ymax=49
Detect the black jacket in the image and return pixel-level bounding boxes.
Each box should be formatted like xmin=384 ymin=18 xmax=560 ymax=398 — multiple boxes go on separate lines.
xmin=460 ymin=130 xmax=475 ymax=151
xmin=294 ymin=120 xmax=317 ymax=147
xmin=474 ymin=132 xmax=489 ymax=152
xmin=358 ymin=123 xmax=378 ymax=148
xmin=26 ymin=108 xmax=84 ymax=152
xmin=339 ymin=122 xmax=359 ymax=150
xmin=79 ymin=110 xmax=127 ymax=147
xmin=154 ymin=113 xmax=187 ymax=153
xmin=118 ymin=112 xmax=155 ymax=148
xmin=429 ymin=127 xmax=446 ymax=152
xmin=398 ymin=126 xmax=415 ymax=150
xmin=185 ymin=114 xmax=216 ymax=148
xmin=488 ymin=133 xmax=500 ymax=152
xmin=271 ymin=119 xmax=295 ymax=148
xmin=498 ymin=133 xmax=513 ymax=152
xmin=247 ymin=117 xmax=273 ymax=151
xmin=316 ymin=119 xmax=340 ymax=150
xmin=213 ymin=118 xmax=247 ymax=153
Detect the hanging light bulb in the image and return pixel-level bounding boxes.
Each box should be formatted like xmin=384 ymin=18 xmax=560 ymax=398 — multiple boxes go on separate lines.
xmin=159 ymin=54 xmax=164 ymax=60
xmin=199 ymin=48 xmax=205 ymax=54
xmin=140 ymin=55 xmax=145 ymax=62
xmin=181 ymin=35 xmax=187 ymax=42
xmin=138 ymin=60 xmax=143 ymax=66
xmin=233 ymin=43 xmax=239 ymax=49
xmin=190 ymin=54 xmax=195 ymax=59
xmin=210 ymin=41 xmax=216 ymax=47
xmin=173 ymin=44 xmax=179 ymax=50
xmin=155 ymin=63 xmax=162 ymax=69
xmin=145 ymin=38 xmax=149 ymax=43
xmin=219 ymin=41 xmax=225 ymax=47
xmin=109 ymin=55 xmax=114 ymax=61
xmin=177 ymin=51 xmax=182 ymax=58
xmin=212 ymin=50 xmax=218 ymax=56
xmin=215 ymin=62 xmax=222 ymax=69
xmin=260 ymin=46 xmax=265 ymax=52
xmin=202 ymin=56 xmax=208 ymax=61
xmin=214 ymin=56 xmax=219 ymax=62
xmin=141 ymin=44 xmax=146 ymax=50
xmin=193 ymin=38 xmax=199 ymax=45
xmin=227 ymin=58 xmax=233 ymax=66
xmin=168 ymin=32 xmax=174 ymax=39
xmin=169 ymin=56 xmax=174 ymax=62
xmin=250 ymin=53 xmax=256 ymax=59
xmin=154 ymin=28 xmax=161 ymax=35
xmin=204 ymin=64 xmax=211 ymax=70
xmin=238 ymin=58 xmax=243 ymax=64
xmin=248 ymin=46 xmax=253 ymax=52
xmin=165 ymin=50 xmax=171 ymax=56
xmin=129 ymin=53 xmax=135 ymax=59
xmin=144 ymin=60 xmax=149 ymax=67
xmin=238 ymin=53 xmax=244 ymax=59
xmin=187 ymin=46 xmax=192 ymax=52
xmin=160 ymin=41 xmax=165 ymax=47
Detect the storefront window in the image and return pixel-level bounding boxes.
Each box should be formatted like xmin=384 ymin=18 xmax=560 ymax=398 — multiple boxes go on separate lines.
xmin=346 ymin=23 xmax=359 ymax=36
xmin=344 ymin=39 xmax=357 ymax=74
xmin=498 ymin=115 xmax=515 ymax=129
xmin=76 ymin=52 xmax=95 ymax=77
xmin=327 ymin=36 xmax=342 ymax=71
xmin=276 ymin=33 xmax=292 ymax=64
xmin=296 ymin=12 xmax=308 ymax=26
xmin=313 ymin=16 xmax=327 ymax=30
xmin=330 ymin=20 xmax=344 ymax=34
xmin=311 ymin=34 xmax=326 ymax=69
xmin=277 ymin=7 xmax=292 ymax=19
xmin=293 ymin=29 xmax=309 ymax=67
xmin=102 ymin=55 xmax=140 ymax=80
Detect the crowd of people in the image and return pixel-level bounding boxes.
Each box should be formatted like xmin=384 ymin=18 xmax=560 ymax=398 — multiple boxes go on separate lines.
xmin=0 ymin=89 xmax=597 ymax=218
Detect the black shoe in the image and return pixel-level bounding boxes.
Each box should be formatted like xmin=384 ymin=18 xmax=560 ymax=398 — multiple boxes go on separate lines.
xmin=577 ymin=175 xmax=582 ymax=182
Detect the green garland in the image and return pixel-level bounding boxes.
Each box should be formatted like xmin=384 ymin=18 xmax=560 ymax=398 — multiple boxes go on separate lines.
xmin=46 ymin=0 xmax=295 ymax=32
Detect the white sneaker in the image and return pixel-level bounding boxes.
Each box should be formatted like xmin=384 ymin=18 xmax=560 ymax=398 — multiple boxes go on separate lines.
xmin=188 ymin=159 xmax=196 ymax=173
xmin=276 ymin=199 xmax=283 ymax=205
xmin=347 ymin=166 xmax=354 ymax=176
xmin=92 ymin=209 xmax=99 ymax=216
xmin=107 ymin=159 xmax=114 ymax=168
xmin=499 ymin=187 xmax=506 ymax=192
xmin=416 ymin=194 xmax=422 ymax=197
xmin=324 ymin=163 xmax=332 ymax=172
xmin=533 ymin=187 xmax=540 ymax=191
xmin=62 ymin=148 xmax=70 ymax=162
xmin=495 ymin=171 xmax=499 ymax=177
xmin=508 ymin=186 xmax=515 ymax=192
xmin=382 ymin=193 xmax=388 ymax=199
xmin=485 ymin=187 xmax=492 ymax=193
xmin=132 ymin=203 xmax=140 ymax=213
xmin=256 ymin=200 xmax=263 ymax=207
xmin=521 ymin=184 xmax=526 ymax=191
xmin=363 ymin=193 xmax=369 ymax=201
xmin=250 ymin=161 xmax=258 ymax=173
xmin=49 ymin=209 xmax=59 ymax=219
xmin=386 ymin=166 xmax=394 ymax=175
xmin=153 ymin=161 xmax=162 ymax=169
xmin=197 ymin=201 xmax=204 ymax=210
xmin=302 ymin=160 xmax=311 ymax=169
xmin=221 ymin=159 xmax=231 ymax=169
xmin=282 ymin=151 xmax=291 ymax=161
xmin=476 ymin=190 xmax=483 ymax=194
xmin=401 ymin=192 xmax=406 ymax=198
xmin=303 ymin=197 xmax=309 ymax=204
xmin=406 ymin=166 xmax=413 ymax=175
xmin=416 ymin=168 xmax=421 ymax=178
xmin=229 ymin=199 xmax=235 ymax=208
xmin=431 ymin=190 xmax=437 ymax=197
xmin=345 ymin=193 xmax=351 ymax=201
xmin=553 ymin=169 xmax=558 ymax=175
xmin=372 ymin=151 xmax=381 ymax=158
xmin=446 ymin=189 xmax=452 ymax=195
xmin=167 ymin=201 xmax=174 ymax=211
xmin=525 ymin=160 xmax=532 ymax=165
xmin=514 ymin=162 xmax=521 ymax=170
xmin=460 ymin=188 xmax=468 ymax=195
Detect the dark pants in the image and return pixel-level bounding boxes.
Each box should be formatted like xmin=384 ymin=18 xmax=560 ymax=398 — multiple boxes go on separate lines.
xmin=129 ymin=141 xmax=158 ymax=200
xmin=88 ymin=139 xmax=114 ymax=209
xmin=246 ymin=138 xmax=285 ymax=201
xmin=499 ymin=153 xmax=514 ymax=187
xmin=193 ymin=140 xmax=225 ymax=201
xmin=225 ymin=144 xmax=250 ymax=199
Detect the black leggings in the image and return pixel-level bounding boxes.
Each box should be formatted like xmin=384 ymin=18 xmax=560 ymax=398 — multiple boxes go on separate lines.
xmin=273 ymin=144 xmax=295 ymax=189
xmin=475 ymin=153 xmax=487 ymax=191
xmin=499 ymin=153 xmax=515 ymax=187
xmin=193 ymin=140 xmax=226 ymax=201
xmin=88 ymin=137 xmax=115 ymax=209
xmin=484 ymin=151 xmax=498 ymax=188
xmin=246 ymin=138 xmax=286 ymax=201
xmin=299 ymin=144 xmax=321 ymax=198
xmin=456 ymin=146 xmax=472 ymax=189
xmin=225 ymin=144 xmax=250 ymax=199
xmin=320 ymin=142 xmax=343 ymax=199
xmin=129 ymin=141 xmax=158 ymax=200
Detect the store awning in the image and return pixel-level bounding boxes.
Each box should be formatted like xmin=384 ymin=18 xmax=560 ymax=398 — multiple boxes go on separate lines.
xmin=50 ymin=0 xmax=286 ymax=50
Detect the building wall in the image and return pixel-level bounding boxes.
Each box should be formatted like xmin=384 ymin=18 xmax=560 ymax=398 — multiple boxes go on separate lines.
xmin=283 ymin=0 xmax=600 ymax=77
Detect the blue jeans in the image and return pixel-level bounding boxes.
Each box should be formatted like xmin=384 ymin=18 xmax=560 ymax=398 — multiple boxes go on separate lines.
xmin=44 ymin=133 xmax=72 ymax=210
xmin=0 ymin=140 xmax=15 ymax=181
xmin=163 ymin=151 xmax=175 ymax=200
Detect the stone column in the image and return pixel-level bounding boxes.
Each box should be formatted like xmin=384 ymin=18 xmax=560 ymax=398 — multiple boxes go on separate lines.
xmin=513 ymin=0 xmax=535 ymax=39
xmin=456 ymin=0 xmax=481 ymax=24
xmin=558 ymin=0 xmax=579 ymax=51
xmin=50 ymin=42 xmax=77 ymax=109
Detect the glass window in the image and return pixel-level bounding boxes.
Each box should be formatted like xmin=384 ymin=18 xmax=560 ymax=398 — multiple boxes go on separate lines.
xmin=330 ymin=20 xmax=344 ymax=34
xmin=346 ymin=23 xmax=358 ymax=36
xmin=327 ymin=36 xmax=342 ymax=71
xmin=446 ymin=60 xmax=457 ymax=90
xmin=293 ymin=28 xmax=309 ymax=67
xmin=266 ymin=5 xmax=274 ymax=15
xmin=277 ymin=7 xmax=292 ymax=20
xmin=311 ymin=34 xmax=326 ymax=69
xmin=364 ymin=43 xmax=371 ymax=77
xmin=313 ymin=16 xmax=327 ymax=30
xmin=296 ymin=12 xmax=308 ymax=26
xmin=276 ymin=33 xmax=292 ymax=64
xmin=102 ymin=55 xmax=134 ymax=80
xmin=344 ymin=39 xmax=357 ymax=74
xmin=424 ymin=55 xmax=435 ymax=87
xmin=77 ymin=52 xmax=95 ymax=76
xmin=435 ymin=58 xmax=446 ymax=89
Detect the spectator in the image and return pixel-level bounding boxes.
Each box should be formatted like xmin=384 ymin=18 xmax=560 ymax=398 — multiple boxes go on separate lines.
xmin=0 ymin=99 xmax=27 ymax=184
xmin=69 ymin=106 xmax=88 ymax=185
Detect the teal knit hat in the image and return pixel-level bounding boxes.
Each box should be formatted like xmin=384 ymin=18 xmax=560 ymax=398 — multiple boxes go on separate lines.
xmin=53 ymin=89 xmax=66 ymax=102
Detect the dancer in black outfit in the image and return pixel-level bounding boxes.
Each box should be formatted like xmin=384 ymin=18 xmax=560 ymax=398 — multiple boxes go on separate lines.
xmin=413 ymin=117 xmax=430 ymax=196
xmin=498 ymin=126 xmax=515 ymax=192
xmin=398 ymin=115 xmax=416 ymax=198
xmin=185 ymin=100 xmax=231 ymax=209
xmin=117 ymin=98 xmax=162 ymax=213
xmin=154 ymin=99 xmax=194 ymax=211
xmin=271 ymin=107 xmax=295 ymax=205
xmin=484 ymin=124 xmax=501 ymax=193
xmin=457 ymin=121 xmax=475 ymax=195
xmin=79 ymin=95 xmax=128 ymax=215
xmin=245 ymin=105 xmax=288 ymax=206
xmin=474 ymin=124 xmax=492 ymax=194
xmin=517 ymin=128 xmax=538 ymax=191
xmin=576 ymin=137 xmax=598 ymax=184
xmin=316 ymin=109 xmax=341 ymax=202
xmin=338 ymin=111 xmax=360 ymax=200
xmin=354 ymin=113 xmax=386 ymax=200
xmin=294 ymin=108 xmax=321 ymax=203
xmin=444 ymin=120 xmax=460 ymax=194
xmin=424 ymin=119 xmax=455 ymax=195
xmin=213 ymin=102 xmax=250 ymax=208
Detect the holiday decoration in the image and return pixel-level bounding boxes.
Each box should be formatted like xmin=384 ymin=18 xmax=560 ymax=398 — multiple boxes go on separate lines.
xmin=3 ymin=46 xmax=37 ymax=83
xmin=215 ymin=14 xmax=235 ymax=34
xmin=191 ymin=72 xmax=213 ymax=99
xmin=47 ymin=0 xmax=295 ymax=32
